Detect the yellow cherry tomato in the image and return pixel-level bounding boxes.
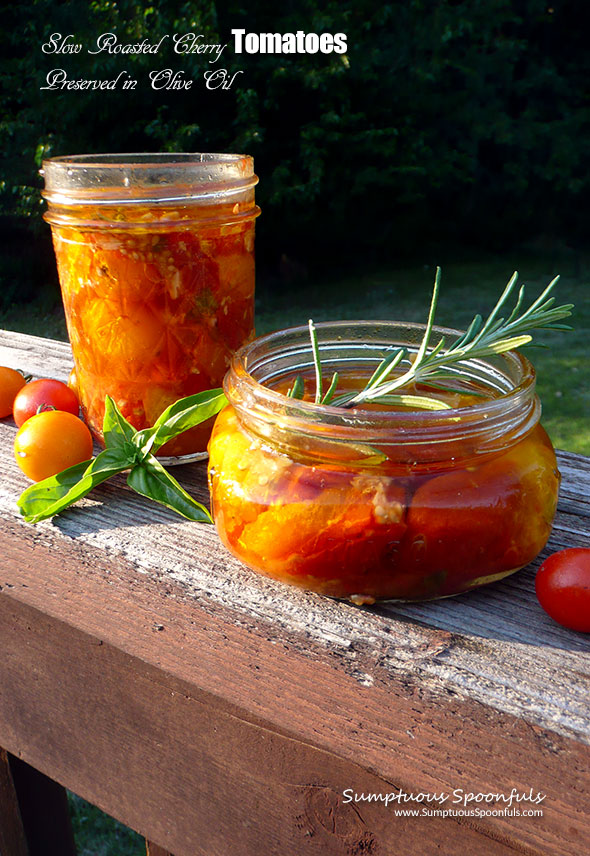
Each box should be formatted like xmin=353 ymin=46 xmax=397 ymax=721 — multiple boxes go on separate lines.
xmin=14 ymin=410 xmax=94 ymax=482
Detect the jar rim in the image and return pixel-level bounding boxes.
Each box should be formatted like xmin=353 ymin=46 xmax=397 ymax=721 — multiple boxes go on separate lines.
xmin=41 ymin=152 xmax=258 ymax=205
xmin=226 ymin=319 xmax=540 ymax=453
xmin=231 ymin=319 xmax=535 ymax=414
xmin=42 ymin=152 xmax=250 ymax=168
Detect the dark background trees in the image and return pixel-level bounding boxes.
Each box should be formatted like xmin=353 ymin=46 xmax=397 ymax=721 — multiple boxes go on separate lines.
xmin=1 ymin=0 xmax=587 ymax=308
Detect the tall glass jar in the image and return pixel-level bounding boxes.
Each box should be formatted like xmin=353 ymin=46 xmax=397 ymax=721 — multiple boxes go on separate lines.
xmin=208 ymin=321 xmax=560 ymax=602
xmin=42 ymin=153 xmax=260 ymax=459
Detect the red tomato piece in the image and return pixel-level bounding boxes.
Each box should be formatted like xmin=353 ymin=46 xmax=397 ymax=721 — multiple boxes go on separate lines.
xmin=403 ymin=429 xmax=559 ymax=593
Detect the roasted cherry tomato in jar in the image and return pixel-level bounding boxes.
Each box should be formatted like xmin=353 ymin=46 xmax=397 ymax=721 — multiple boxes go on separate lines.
xmin=13 ymin=377 xmax=80 ymax=427
xmin=403 ymin=427 xmax=559 ymax=595
xmin=535 ymin=548 xmax=590 ymax=632
xmin=0 ymin=366 xmax=27 ymax=417
xmin=14 ymin=410 xmax=93 ymax=482
xmin=43 ymin=153 xmax=260 ymax=458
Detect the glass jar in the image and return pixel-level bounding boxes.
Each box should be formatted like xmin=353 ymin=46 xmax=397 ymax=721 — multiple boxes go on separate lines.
xmin=207 ymin=321 xmax=560 ymax=602
xmin=42 ymin=153 xmax=260 ymax=460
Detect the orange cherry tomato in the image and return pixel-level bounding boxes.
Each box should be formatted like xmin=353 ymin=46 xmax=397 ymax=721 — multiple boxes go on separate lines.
xmin=0 ymin=366 xmax=27 ymax=418
xmin=13 ymin=378 xmax=80 ymax=427
xmin=14 ymin=410 xmax=93 ymax=482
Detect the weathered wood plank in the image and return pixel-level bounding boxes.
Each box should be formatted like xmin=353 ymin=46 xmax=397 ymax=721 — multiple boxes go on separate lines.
xmin=0 ymin=330 xmax=588 ymax=745
xmin=0 ymin=329 xmax=72 ymax=383
xmin=0 ymin=329 xmax=589 ymax=855
xmin=1 ymin=419 xmax=587 ymax=744
xmin=0 ymin=533 xmax=587 ymax=856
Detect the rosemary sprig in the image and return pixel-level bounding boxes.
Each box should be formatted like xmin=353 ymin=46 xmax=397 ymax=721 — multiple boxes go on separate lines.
xmin=286 ymin=374 xmax=304 ymax=399
xmin=290 ymin=268 xmax=573 ymax=410
xmin=308 ymin=319 xmax=323 ymax=404
xmin=287 ymin=319 xmax=340 ymax=404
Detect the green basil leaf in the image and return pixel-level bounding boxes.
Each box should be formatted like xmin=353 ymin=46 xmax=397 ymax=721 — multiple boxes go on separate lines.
xmin=127 ymin=455 xmax=212 ymax=522
xmin=134 ymin=389 xmax=227 ymax=455
xmin=17 ymin=448 xmax=131 ymax=524
xmin=103 ymin=395 xmax=136 ymax=450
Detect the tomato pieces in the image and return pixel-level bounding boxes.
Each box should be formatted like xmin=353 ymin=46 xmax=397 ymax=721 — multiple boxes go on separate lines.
xmin=13 ymin=378 xmax=80 ymax=427
xmin=208 ymin=406 xmax=411 ymax=597
xmin=208 ymin=403 xmax=561 ymax=601
xmin=51 ymin=203 xmax=256 ymax=456
xmin=535 ymin=548 xmax=590 ymax=632
xmin=403 ymin=427 xmax=559 ymax=594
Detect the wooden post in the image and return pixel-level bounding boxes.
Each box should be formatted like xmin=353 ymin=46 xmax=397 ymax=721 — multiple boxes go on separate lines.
xmin=145 ymin=841 xmax=174 ymax=856
xmin=0 ymin=748 xmax=29 ymax=856
xmin=0 ymin=748 xmax=76 ymax=856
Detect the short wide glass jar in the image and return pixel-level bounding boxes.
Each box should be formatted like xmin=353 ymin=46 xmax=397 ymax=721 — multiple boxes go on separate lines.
xmin=208 ymin=321 xmax=560 ymax=602
xmin=42 ymin=153 xmax=260 ymax=459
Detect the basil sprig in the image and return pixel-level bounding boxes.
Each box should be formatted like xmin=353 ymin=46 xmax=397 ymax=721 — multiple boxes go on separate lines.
xmin=17 ymin=389 xmax=227 ymax=524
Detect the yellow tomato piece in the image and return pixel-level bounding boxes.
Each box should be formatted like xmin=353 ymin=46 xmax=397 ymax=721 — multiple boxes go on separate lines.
xmin=81 ymin=299 xmax=164 ymax=377
xmin=216 ymin=253 xmax=255 ymax=301
xmin=238 ymin=497 xmax=373 ymax=564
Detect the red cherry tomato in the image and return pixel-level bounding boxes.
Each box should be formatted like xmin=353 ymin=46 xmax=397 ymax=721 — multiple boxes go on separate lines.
xmin=535 ymin=548 xmax=590 ymax=632
xmin=14 ymin=410 xmax=93 ymax=482
xmin=13 ymin=378 xmax=80 ymax=427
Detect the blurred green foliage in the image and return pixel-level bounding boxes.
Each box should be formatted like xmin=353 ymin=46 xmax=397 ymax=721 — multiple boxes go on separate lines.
xmin=1 ymin=0 xmax=588 ymax=306
xmin=68 ymin=792 xmax=144 ymax=856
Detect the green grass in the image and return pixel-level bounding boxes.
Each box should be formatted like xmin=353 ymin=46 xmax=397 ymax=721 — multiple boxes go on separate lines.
xmin=68 ymin=793 xmax=144 ymax=855
xmin=0 ymin=299 xmax=68 ymax=341
xmin=2 ymin=253 xmax=588 ymax=453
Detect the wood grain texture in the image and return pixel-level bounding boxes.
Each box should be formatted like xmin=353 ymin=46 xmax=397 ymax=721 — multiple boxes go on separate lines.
xmin=0 ymin=330 xmax=72 ymax=383
xmin=0 ymin=330 xmax=589 ymax=856
xmin=0 ymin=576 xmax=575 ymax=856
